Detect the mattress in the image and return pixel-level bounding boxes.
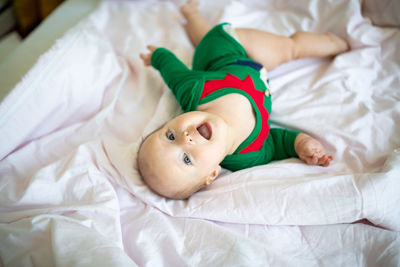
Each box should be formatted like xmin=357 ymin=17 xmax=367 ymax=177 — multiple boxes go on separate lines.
xmin=0 ymin=0 xmax=399 ymax=266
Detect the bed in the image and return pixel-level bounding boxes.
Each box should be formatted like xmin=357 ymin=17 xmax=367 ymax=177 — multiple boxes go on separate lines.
xmin=0 ymin=0 xmax=399 ymax=266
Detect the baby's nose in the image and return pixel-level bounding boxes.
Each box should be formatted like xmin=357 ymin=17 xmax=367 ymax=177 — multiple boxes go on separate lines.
xmin=182 ymin=131 xmax=194 ymax=144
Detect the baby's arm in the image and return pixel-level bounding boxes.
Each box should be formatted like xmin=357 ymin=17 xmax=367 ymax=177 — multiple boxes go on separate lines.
xmin=140 ymin=45 xmax=206 ymax=112
xmin=140 ymin=46 xmax=197 ymax=94
xmin=294 ymin=133 xmax=333 ymax=167
xmin=140 ymin=46 xmax=190 ymax=75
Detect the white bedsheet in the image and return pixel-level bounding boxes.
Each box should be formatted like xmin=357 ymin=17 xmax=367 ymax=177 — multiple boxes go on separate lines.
xmin=1 ymin=0 xmax=400 ymax=266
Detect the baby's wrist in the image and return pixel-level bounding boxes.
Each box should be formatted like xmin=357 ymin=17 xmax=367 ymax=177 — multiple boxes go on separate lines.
xmin=294 ymin=133 xmax=311 ymax=153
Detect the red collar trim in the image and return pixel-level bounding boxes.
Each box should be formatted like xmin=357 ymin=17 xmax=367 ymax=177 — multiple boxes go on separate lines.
xmin=201 ymin=74 xmax=269 ymax=154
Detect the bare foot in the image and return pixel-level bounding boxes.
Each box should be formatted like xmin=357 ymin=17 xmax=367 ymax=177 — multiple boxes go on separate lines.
xmin=179 ymin=0 xmax=210 ymax=47
xmin=180 ymin=0 xmax=199 ymax=19
xmin=326 ymin=32 xmax=350 ymax=55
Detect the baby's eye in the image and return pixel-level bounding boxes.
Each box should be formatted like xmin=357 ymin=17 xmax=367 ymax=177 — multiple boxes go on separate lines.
xmin=183 ymin=153 xmax=191 ymax=165
xmin=166 ymin=131 xmax=175 ymax=140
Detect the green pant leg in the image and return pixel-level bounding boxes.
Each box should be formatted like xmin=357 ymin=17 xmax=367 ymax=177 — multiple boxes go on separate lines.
xmin=192 ymin=23 xmax=248 ymax=71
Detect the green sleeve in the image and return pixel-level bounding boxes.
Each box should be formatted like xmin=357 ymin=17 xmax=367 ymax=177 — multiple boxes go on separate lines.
xmin=269 ymin=128 xmax=300 ymax=160
xmin=220 ymin=128 xmax=300 ymax=171
xmin=151 ymin=48 xmax=203 ymax=112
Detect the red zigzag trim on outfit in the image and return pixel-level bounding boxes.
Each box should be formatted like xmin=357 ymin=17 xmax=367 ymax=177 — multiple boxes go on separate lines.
xmin=201 ymin=74 xmax=270 ymax=154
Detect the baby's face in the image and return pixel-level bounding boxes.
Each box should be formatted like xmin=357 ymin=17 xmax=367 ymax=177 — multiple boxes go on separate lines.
xmin=139 ymin=111 xmax=230 ymax=198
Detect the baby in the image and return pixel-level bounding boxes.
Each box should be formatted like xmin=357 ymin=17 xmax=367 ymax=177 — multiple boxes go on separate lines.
xmin=138 ymin=0 xmax=348 ymax=200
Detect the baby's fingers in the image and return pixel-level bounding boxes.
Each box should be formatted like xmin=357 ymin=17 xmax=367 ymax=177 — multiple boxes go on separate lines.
xmin=304 ymin=152 xmax=333 ymax=166
xmin=305 ymin=153 xmax=319 ymax=165
xmin=147 ymin=45 xmax=158 ymax=52
xmin=304 ymin=146 xmax=320 ymax=157
xmin=140 ymin=53 xmax=152 ymax=66
xmin=321 ymin=155 xmax=334 ymax=167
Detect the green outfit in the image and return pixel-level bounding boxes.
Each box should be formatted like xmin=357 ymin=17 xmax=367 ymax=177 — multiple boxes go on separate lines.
xmin=151 ymin=23 xmax=299 ymax=171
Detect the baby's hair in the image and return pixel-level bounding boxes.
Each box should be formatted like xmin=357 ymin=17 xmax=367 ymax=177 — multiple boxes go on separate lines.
xmin=136 ymin=125 xmax=160 ymax=182
xmin=136 ymin=123 xmax=165 ymax=176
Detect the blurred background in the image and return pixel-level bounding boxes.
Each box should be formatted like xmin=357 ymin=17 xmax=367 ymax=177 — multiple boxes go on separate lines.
xmin=0 ymin=0 xmax=64 ymax=61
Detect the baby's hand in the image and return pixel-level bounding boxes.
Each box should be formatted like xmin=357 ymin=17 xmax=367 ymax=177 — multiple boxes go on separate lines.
xmin=294 ymin=133 xmax=333 ymax=167
xmin=140 ymin=45 xmax=158 ymax=66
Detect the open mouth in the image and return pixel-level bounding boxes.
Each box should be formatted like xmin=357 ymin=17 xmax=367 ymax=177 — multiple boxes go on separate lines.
xmin=197 ymin=122 xmax=212 ymax=140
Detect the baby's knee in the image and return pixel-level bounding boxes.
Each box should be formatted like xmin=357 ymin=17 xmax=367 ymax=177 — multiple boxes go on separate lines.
xmin=285 ymin=33 xmax=299 ymax=61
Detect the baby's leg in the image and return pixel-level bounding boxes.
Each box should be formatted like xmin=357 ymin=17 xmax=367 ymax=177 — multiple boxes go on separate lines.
xmin=180 ymin=0 xmax=349 ymax=70
xmin=180 ymin=0 xmax=210 ymax=47
xmin=236 ymin=29 xmax=349 ymax=70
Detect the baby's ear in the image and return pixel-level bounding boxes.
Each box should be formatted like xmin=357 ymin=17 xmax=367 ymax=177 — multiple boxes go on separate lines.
xmin=205 ymin=165 xmax=221 ymax=185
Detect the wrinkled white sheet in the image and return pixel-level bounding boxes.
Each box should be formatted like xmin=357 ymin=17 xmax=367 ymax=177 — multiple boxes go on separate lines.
xmin=1 ymin=0 xmax=400 ymax=266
